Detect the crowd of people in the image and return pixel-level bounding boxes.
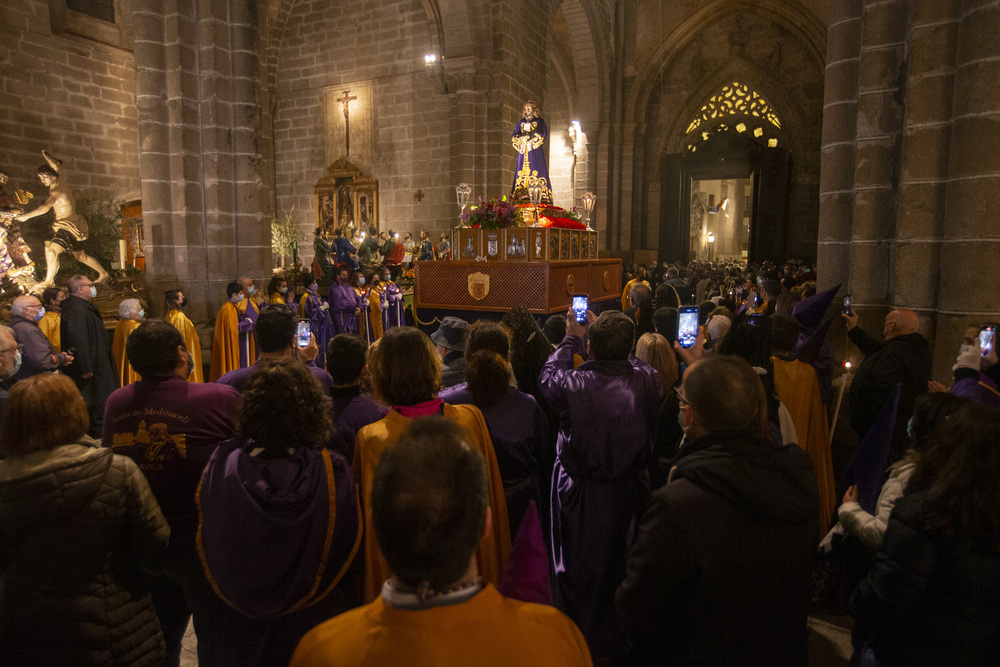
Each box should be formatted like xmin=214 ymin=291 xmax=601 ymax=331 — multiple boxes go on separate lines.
xmin=0 ymin=255 xmax=998 ymax=666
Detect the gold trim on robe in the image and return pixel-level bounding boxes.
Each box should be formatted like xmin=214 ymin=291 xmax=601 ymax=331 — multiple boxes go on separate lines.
xmin=38 ymin=310 xmax=61 ymax=351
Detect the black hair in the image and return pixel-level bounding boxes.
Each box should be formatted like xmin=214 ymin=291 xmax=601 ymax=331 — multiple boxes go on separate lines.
xmin=238 ymin=358 xmax=332 ymax=454
xmin=326 ymin=334 xmax=368 ymax=385
xmin=37 ymin=164 xmax=58 ymax=178
xmin=226 ymin=281 xmax=242 ymax=299
xmin=542 ymin=314 xmax=567 ymax=345
xmin=371 ymin=417 xmax=488 ymax=590
xmin=254 ymin=307 xmax=296 ymax=353
xmin=588 ymin=311 xmax=635 ymax=361
xmin=126 ymin=319 xmax=185 ymax=378
xmin=770 ymin=315 xmax=801 ymax=355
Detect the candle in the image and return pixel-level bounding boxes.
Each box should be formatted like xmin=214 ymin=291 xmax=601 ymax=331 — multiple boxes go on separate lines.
xmin=119 ymin=239 xmax=128 ymax=267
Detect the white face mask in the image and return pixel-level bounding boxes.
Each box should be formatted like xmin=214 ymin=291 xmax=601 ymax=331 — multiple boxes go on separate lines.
xmin=3 ymin=349 xmax=21 ymax=378
xmin=279 ymin=286 xmax=288 ymax=294
xmin=247 ymin=286 xmax=257 ymax=296
xmin=90 ymin=286 xmax=97 ymax=298
xmin=235 ymin=294 xmax=245 ymax=303
xmin=138 ymin=309 xmax=145 ymax=319
xmin=33 ymin=307 xmax=46 ymax=322
xmin=358 ymin=277 xmax=365 ymax=286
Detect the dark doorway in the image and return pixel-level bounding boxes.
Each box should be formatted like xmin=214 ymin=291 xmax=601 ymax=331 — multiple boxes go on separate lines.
xmin=659 ymin=130 xmax=791 ymax=264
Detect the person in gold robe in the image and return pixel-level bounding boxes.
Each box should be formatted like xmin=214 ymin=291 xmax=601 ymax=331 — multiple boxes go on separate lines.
xmin=37 ymin=286 xmax=66 ymax=350
xmin=354 ymin=326 xmax=511 ymax=603
xmin=163 ymin=289 xmax=203 ymax=382
xmin=365 ymin=272 xmax=386 ymax=343
xmin=771 ymin=315 xmax=835 ymax=535
xmin=210 ymin=282 xmax=258 ymax=381
xmin=111 ymin=298 xmax=143 ymax=387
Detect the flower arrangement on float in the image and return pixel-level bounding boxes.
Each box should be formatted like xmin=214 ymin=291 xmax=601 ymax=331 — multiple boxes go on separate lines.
xmin=461 ymin=195 xmax=526 ymax=229
xmin=398 ymin=267 xmax=416 ymax=288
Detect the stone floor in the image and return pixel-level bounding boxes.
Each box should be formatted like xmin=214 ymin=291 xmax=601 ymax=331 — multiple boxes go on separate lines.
xmin=177 ymin=613 xmax=853 ymax=665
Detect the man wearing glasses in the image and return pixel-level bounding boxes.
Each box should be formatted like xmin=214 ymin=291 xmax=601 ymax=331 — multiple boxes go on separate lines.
xmin=5 ymin=295 xmax=73 ymax=387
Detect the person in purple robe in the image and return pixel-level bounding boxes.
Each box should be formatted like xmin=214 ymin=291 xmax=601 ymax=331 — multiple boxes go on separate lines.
xmin=332 ymin=227 xmax=360 ymax=272
xmin=376 ymin=267 xmax=404 ymax=331
xmin=441 ymin=320 xmax=548 ymax=539
xmin=325 ymin=334 xmax=388 ymax=461
xmin=302 ymin=280 xmax=334 ymax=368
xmin=328 ymin=266 xmax=361 ymax=334
xmin=197 ymin=358 xmax=362 ymax=667
xmin=538 ymin=309 xmax=661 ymax=660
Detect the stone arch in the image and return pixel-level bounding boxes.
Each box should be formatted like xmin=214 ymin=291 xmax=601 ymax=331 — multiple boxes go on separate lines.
xmin=626 ymin=0 xmax=826 ymax=129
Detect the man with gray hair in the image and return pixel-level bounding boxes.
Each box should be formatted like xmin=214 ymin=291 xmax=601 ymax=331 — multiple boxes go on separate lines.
xmin=4 ymin=295 xmax=73 ymax=387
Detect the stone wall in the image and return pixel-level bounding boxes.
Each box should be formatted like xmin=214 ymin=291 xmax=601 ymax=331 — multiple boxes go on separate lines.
xmin=0 ymin=0 xmax=140 ymax=253
xmin=818 ymin=0 xmax=1000 ymax=380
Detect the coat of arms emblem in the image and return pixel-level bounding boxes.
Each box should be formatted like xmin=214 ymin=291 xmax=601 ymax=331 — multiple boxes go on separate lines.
xmin=468 ymin=272 xmax=490 ymax=300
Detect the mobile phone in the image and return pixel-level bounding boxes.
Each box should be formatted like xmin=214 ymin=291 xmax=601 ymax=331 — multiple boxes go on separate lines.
xmin=678 ymin=306 xmax=699 ymax=348
xmin=296 ymin=320 xmax=311 ymax=348
xmin=747 ymin=313 xmax=764 ymax=327
xmin=980 ymin=325 xmax=996 ymax=357
xmin=571 ymin=294 xmax=588 ymax=324
xmin=843 ymin=294 xmax=853 ymax=317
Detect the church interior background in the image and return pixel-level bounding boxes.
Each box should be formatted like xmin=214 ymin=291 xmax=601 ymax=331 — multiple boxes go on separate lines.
xmin=1 ymin=0 xmax=998 ymax=379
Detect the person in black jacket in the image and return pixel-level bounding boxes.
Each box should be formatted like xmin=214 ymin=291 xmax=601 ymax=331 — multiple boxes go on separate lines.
xmin=61 ymin=274 xmax=117 ymax=437
xmin=843 ymin=308 xmax=932 ymax=460
xmin=850 ymin=401 xmax=1000 ymax=665
xmin=616 ymin=354 xmax=819 ymax=665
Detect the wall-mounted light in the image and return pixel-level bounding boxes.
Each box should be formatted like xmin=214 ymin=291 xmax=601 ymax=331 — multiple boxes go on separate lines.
xmin=568 ymin=120 xmax=581 ymax=152
xmin=707 ymin=232 xmax=715 ymax=243
xmin=424 ymin=53 xmax=438 ymax=66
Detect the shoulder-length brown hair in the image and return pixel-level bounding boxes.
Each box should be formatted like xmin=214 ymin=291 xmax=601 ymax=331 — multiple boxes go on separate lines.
xmin=0 ymin=374 xmax=88 ymax=456
xmin=368 ymin=327 xmax=441 ymax=406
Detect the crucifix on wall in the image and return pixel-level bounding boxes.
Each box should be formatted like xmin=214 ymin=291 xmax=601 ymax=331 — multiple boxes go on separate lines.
xmin=337 ymin=89 xmax=358 ymax=156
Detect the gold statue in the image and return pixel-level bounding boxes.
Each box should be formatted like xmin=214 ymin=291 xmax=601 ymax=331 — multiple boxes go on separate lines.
xmin=16 ymin=150 xmax=109 ymax=287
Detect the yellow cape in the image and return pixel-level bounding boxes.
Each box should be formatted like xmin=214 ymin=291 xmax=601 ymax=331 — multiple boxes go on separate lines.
xmin=38 ymin=310 xmax=61 ymax=350
xmin=621 ymin=278 xmax=650 ymax=310
xmin=353 ymin=405 xmax=512 ymax=602
xmin=165 ymin=308 xmax=204 ymax=382
xmin=367 ymin=286 xmax=384 ymax=341
xmin=209 ymin=301 xmax=256 ymax=381
xmin=772 ymin=356 xmax=835 ymax=535
xmin=112 ymin=319 xmax=142 ymax=387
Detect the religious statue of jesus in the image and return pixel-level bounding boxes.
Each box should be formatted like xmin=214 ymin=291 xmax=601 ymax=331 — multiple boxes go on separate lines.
xmin=16 ymin=150 xmax=108 ymax=287
xmin=510 ymin=101 xmax=553 ymax=204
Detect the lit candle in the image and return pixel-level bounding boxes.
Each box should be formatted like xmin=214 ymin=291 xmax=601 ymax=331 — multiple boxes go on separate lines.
xmin=119 ymin=239 xmax=128 ymax=267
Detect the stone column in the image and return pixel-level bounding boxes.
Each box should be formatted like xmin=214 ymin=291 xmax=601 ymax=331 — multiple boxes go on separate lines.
xmin=817 ymin=0 xmax=863 ymax=293
xmin=847 ymin=0 xmax=908 ymax=326
xmin=132 ymin=0 xmax=265 ymax=326
xmin=932 ymin=0 xmax=1000 ymax=376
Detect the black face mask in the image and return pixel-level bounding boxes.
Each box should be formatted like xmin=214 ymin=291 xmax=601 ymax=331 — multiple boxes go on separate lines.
xmin=178 ymin=297 xmax=188 ymax=308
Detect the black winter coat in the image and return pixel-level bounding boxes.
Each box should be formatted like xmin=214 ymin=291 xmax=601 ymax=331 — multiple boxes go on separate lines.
xmin=60 ymin=295 xmax=118 ymax=406
xmin=616 ymin=430 xmax=819 ymax=666
xmin=848 ymin=329 xmax=931 ymax=451
xmin=0 ymin=438 xmax=170 ymax=666
xmin=850 ymin=490 xmax=1000 ymax=665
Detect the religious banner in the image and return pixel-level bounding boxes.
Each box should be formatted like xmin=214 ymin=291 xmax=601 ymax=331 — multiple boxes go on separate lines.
xmin=468 ymin=272 xmax=490 ymax=300
xmin=325 ymin=81 xmax=374 ymax=170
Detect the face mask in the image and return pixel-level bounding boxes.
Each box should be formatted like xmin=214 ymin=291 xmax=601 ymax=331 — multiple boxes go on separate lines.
xmin=185 ymin=348 xmax=196 ymax=378
xmin=279 ymin=286 xmax=288 ymax=294
xmin=358 ymin=277 xmax=365 ymax=286
xmin=382 ymin=275 xmax=390 ymax=283
xmin=90 ymin=286 xmax=97 ymax=298
xmin=906 ymin=417 xmax=916 ymax=442
xmin=4 ymin=349 xmax=22 ymax=378
xmin=138 ymin=309 xmax=145 ymax=319
xmin=309 ymin=283 xmax=318 ymax=293
xmin=33 ymin=307 xmax=46 ymax=322
xmin=247 ymin=286 xmax=257 ymax=296
xmin=179 ymin=297 xmax=188 ymax=308
xmin=677 ymin=404 xmax=688 ymax=433
xmin=236 ymin=294 xmax=245 ymax=303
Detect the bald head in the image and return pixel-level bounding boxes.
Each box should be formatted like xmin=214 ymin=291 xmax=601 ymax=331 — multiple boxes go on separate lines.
xmin=11 ymin=295 xmax=41 ymax=317
xmin=884 ymin=308 xmax=919 ymax=340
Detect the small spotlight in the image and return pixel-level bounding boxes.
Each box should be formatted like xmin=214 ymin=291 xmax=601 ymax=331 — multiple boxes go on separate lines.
xmin=844 ymin=361 xmax=852 ymax=369
xmin=424 ymin=53 xmax=438 ymax=65
xmin=394 ymin=233 xmax=399 ymax=239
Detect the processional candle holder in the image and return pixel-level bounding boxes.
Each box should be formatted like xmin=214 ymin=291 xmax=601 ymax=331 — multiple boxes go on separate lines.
xmin=582 ymin=191 xmax=596 ymax=231
xmin=528 ymin=185 xmax=543 ymax=226
xmin=455 ymin=183 xmax=472 ymax=226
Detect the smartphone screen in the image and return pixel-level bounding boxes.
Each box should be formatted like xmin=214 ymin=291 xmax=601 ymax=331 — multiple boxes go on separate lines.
xmin=572 ymin=295 xmax=588 ymax=324
xmin=843 ymin=294 xmax=853 ymax=316
xmin=980 ymin=325 xmax=996 ymax=357
xmin=296 ymin=320 xmax=311 ymax=348
xmin=678 ymin=306 xmax=699 ymax=348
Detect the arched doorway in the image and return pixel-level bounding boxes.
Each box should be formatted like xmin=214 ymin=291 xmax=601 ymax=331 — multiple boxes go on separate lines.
xmin=659 ymin=82 xmax=792 ymax=264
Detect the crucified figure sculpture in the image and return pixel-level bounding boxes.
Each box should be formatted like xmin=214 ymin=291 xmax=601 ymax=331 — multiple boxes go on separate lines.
xmin=16 ymin=150 xmax=109 ymax=288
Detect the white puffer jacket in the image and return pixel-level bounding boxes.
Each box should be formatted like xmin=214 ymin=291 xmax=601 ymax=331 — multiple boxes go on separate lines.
xmin=837 ymin=454 xmax=917 ymax=553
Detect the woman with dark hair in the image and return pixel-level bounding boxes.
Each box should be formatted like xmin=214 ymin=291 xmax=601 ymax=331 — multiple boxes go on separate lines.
xmin=197 ymin=358 xmax=362 ymax=666
xmin=0 ymin=374 xmax=169 ymax=665
xmin=441 ymin=320 xmax=548 ymax=537
xmin=500 ymin=306 xmax=554 ymax=400
xmin=353 ymin=326 xmax=512 ymax=602
xmin=850 ymin=401 xmax=1000 ymax=664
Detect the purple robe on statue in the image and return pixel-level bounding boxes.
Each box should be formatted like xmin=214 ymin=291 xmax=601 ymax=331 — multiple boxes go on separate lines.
xmin=302 ymin=292 xmax=334 ymax=368
xmin=328 ymin=282 xmax=361 ymax=335
xmin=538 ymin=334 xmax=661 ymax=660
xmin=198 ymin=440 xmax=361 ymax=666
xmin=440 ymin=383 xmax=548 ymax=538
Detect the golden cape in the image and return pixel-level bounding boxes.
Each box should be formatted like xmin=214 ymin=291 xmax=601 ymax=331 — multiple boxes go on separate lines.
xmin=165 ymin=308 xmax=204 ymax=382
xmin=209 ymin=300 xmax=257 ymax=381
xmin=112 ymin=319 xmax=142 ymax=386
